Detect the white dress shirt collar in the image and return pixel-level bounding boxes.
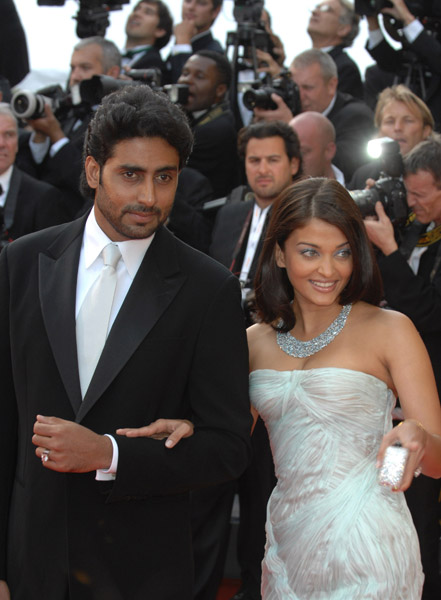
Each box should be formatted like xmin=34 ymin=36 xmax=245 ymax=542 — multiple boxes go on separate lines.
xmin=0 ymin=165 xmax=13 ymax=207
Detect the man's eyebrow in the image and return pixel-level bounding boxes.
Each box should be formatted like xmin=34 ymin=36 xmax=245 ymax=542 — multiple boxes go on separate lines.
xmin=117 ymin=164 xmax=179 ymax=173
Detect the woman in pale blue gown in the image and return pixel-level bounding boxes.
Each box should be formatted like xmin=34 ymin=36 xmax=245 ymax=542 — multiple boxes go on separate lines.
xmin=247 ymin=177 xmax=441 ymax=599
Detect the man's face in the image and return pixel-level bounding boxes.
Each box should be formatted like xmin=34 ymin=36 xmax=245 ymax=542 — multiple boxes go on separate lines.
xmin=0 ymin=114 xmax=18 ymax=175
xmin=182 ymin=0 xmax=220 ymax=33
xmin=178 ymin=55 xmax=225 ymax=112
xmin=85 ymin=136 xmax=180 ymax=241
xmin=307 ymin=1 xmax=347 ymax=42
xmin=125 ymin=2 xmax=164 ymax=45
xmin=290 ymin=62 xmax=337 ymax=113
xmin=245 ymin=136 xmax=299 ymax=208
xmin=405 ymin=169 xmax=441 ymax=225
xmin=379 ymin=100 xmax=431 ymax=156
xmin=291 ymin=118 xmax=332 ymax=177
xmin=69 ymin=44 xmax=106 ymax=88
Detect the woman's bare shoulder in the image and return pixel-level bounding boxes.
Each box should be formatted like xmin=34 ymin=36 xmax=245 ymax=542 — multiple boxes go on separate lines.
xmin=351 ymin=302 xmax=418 ymax=343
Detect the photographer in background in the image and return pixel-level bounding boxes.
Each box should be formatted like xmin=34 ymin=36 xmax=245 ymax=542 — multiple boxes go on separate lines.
xmin=364 ymin=0 xmax=441 ymax=130
xmin=307 ymin=0 xmax=363 ymax=99
xmin=349 ymin=84 xmax=433 ymax=189
xmin=364 ymin=137 xmax=441 ymax=600
xmin=16 ymin=37 xmax=121 ymax=218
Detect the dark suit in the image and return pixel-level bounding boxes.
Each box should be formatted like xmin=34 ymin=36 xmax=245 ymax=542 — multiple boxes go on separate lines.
xmin=0 ymin=0 xmax=29 ymax=87
xmin=377 ymin=240 xmax=441 ymax=600
xmin=328 ymin=45 xmax=364 ymax=100
xmin=1 ymin=166 xmax=69 ymax=242
xmin=166 ymin=30 xmax=224 ymax=83
xmin=188 ymin=102 xmax=239 ymax=199
xmin=0 ymin=216 xmax=252 ymax=600
xmin=327 ymin=91 xmax=374 ymax=182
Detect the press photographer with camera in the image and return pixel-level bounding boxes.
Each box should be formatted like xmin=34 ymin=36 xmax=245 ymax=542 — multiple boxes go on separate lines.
xmin=364 ymin=136 xmax=441 ymax=599
xmin=361 ymin=0 xmax=441 ymax=130
xmin=15 ymin=37 xmax=121 ymax=218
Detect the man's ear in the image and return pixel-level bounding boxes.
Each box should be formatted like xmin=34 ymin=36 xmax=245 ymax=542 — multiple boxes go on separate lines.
xmin=106 ymin=65 xmax=121 ymax=79
xmin=327 ymin=76 xmax=338 ymax=96
xmin=85 ymin=156 xmax=100 ymax=190
xmin=325 ymin=141 xmax=336 ymax=162
xmin=154 ymin=28 xmax=166 ymax=41
xmin=337 ymin=23 xmax=351 ymax=41
xmin=290 ymin=156 xmax=300 ymax=177
xmin=275 ymin=243 xmax=286 ymax=268
xmin=215 ymin=83 xmax=227 ymax=103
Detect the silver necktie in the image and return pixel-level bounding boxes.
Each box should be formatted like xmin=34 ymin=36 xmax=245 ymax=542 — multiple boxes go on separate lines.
xmin=76 ymin=243 xmax=122 ymax=397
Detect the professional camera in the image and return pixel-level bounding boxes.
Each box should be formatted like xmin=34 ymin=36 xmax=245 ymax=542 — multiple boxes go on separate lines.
xmin=354 ymin=0 xmax=440 ymax=17
xmin=10 ymin=85 xmax=72 ymax=120
xmin=350 ymin=138 xmax=408 ymax=226
xmin=242 ymin=70 xmax=301 ymax=115
xmin=37 ymin=1 xmax=130 ymax=38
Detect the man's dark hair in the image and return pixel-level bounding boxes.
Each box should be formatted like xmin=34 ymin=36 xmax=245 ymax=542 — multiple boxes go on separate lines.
xmin=254 ymin=178 xmax=383 ymax=331
xmin=135 ymin=0 xmax=173 ymax=49
xmin=237 ymin=121 xmax=303 ymax=173
xmin=80 ymin=85 xmax=193 ymax=199
xmin=404 ymin=137 xmax=441 ymax=187
xmin=194 ymin=50 xmax=232 ymax=88
xmin=211 ymin=0 xmax=223 ymax=11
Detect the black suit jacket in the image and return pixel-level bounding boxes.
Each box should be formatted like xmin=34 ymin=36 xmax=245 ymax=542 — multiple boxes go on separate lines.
xmin=0 ymin=217 xmax=251 ymax=599
xmin=130 ymin=46 xmax=168 ymax=83
xmin=327 ymin=91 xmax=374 ymax=182
xmin=328 ymin=45 xmax=364 ymax=100
xmin=166 ymin=30 xmax=224 ymax=83
xmin=2 ymin=166 xmax=69 ymax=242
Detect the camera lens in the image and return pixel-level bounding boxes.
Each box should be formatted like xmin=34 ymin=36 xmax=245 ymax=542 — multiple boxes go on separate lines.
xmin=11 ymin=91 xmax=46 ymax=120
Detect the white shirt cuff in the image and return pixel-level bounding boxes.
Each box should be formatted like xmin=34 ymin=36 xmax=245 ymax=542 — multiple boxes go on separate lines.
xmin=29 ymin=133 xmax=50 ymax=164
xmin=95 ymin=434 xmax=119 ymax=481
xmin=367 ymin=28 xmax=384 ymax=50
xmin=404 ymin=19 xmax=424 ymax=44
xmin=172 ymin=43 xmax=192 ymax=55
xmin=49 ymin=137 xmax=70 ymax=157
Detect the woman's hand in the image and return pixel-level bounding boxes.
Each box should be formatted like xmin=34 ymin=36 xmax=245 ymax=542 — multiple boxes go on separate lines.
xmin=377 ymin=419 xmax=427 ymax=491
xmin=116 ymin=419 xmax=194 ymax=448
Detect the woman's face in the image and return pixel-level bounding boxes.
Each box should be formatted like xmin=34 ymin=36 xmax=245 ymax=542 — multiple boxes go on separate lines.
xmin=379 ymin=100 xmax=431 ymax=156
xmin=276 ymin=218 xmax=353 ymax=309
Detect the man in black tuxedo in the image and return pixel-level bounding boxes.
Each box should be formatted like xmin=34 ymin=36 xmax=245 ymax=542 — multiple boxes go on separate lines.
xmin=0 ymin=105 xmax=68 ymax=245
xmin=307 ymin=0 xmax=364 ymax=99
xmin=199 ymin=121 xmax=302 ymax=600
xmin=178 ymin=50 xmax=239 ymax=198
xmin=0 ymin=85 xmax=251 ymax=600
xmin=364 ymin=137 xmax=441 ymax=600
xmin=253 ymin=49 xmax=374 ymax=182
xmin=122 ymin=0 xmax=173 ymax=82
xmin=166 ymin=0 xmax=224 ymax=83
xmin=17 ymin=37 xmax=121 ymax=218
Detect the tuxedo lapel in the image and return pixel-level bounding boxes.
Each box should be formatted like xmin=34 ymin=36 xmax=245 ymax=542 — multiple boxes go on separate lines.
xmin=39 ymin=216 xmax=87 ymax=414
xmin=76 ymin=227 xmax=187 ymax=422
xmin=3 ymin=166 xmax=21 ymax=231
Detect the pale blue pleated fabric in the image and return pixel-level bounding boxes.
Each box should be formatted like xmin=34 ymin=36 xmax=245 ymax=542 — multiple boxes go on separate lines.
xmin=250 ymin=368 xmax=423 ymax=600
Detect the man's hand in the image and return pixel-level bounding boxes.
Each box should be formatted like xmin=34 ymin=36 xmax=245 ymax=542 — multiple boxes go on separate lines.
xmin=117 ymin=418 xmax=194 ymax=449
xmin=27 ymin=103 xmax=65 ymax=145
xmin=256 ymin=49 xmax=281 ymax=79
xmin=381 ymin=0 xmax=415 ymax=25
xmin=364 ymin=201 xmax=399 ymax=255
xmin=32 ymin=415 xmax=113 ymax=473
xmin=174 ymin=20 xmax=197 ymax=45
xmin=0 ymin=581 xmax=10 ymax=600
xmin=253 ymin=93 xmax=293 ymax=123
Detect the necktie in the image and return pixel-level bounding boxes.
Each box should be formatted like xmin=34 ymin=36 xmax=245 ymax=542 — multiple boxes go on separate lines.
xmin=76 ymin=243 xmax=122 ymax=397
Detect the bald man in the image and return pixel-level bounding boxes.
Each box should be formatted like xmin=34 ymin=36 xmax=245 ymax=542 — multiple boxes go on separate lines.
xmin=289 ymin=111 xmax=345 ymax=184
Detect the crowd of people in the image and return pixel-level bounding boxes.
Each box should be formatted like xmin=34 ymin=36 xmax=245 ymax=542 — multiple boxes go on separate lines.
xmin=1 ymin=1 xmax=441 ymax=599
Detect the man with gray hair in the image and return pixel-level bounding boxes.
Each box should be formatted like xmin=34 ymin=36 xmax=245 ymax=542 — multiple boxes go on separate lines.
xmin=17 ymin=37 xmax=121 ymax=218
xmin=307 ymin=0 xmax=363 ymax=98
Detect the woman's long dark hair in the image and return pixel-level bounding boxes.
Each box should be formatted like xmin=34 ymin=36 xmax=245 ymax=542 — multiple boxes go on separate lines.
xmin=254 ymin=178 xmax=383 ymax=332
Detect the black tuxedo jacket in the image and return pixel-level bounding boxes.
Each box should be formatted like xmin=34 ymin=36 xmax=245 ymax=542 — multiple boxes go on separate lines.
xmin=209 ymin=196 xmax=263 ymax=285
xmin=165 ymin=30 xmax=224 ymax=83
xmin=0 ymin=217 xmax=251 ymax=599
xmin=2 ymin=166 xmax=69 ymax=241
xmin=328 ymin=45 xmax=364 ymax=100
xmin=327 ymin=91 xmax=374 ymax=182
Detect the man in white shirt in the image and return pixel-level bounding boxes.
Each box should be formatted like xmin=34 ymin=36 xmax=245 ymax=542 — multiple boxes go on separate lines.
xmin=0 ymin=84 xmax=251 ymax=600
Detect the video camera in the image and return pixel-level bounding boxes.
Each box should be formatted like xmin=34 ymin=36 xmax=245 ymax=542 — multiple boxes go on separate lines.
xmin=37 ymin=0 xmax=129 ymax=38
xmin=354 ymin=1 xmax=437 ymax=17
xmin=10 ymin=73 xmax=189 ymax=121
xmin=242 ymin=69 xmax=301 ymax=116
xmin=349 ymin=138 xmax=409 ymax=227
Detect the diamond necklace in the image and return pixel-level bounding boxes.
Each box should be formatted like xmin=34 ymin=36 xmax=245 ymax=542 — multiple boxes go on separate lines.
xmin=277 ymin=304 xmax=352 ymax=358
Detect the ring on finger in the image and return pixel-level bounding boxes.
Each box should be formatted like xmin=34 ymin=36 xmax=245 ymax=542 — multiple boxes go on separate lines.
xmin=41 ymin=449 xmax=50 ymax=463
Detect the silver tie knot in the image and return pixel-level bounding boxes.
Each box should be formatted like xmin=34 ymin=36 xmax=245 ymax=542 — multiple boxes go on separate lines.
xmin=102 ymin=243 xmax=121 ymax=270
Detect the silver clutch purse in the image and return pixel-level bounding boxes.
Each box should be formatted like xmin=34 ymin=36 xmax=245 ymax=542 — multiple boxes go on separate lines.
xmin=378 ymin=443 xmax=409 ymax=489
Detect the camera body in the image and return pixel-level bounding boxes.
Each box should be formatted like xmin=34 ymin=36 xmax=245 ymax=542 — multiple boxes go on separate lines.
xmin=354 ymin=0 xmax=436 ymax=17
xmin=242 ymin=70 xmax=301 ymax=116
xmin=10 ymin=85 xmax=71 ymax=120
xmin=349 ymin=138 xmax=409 ymax=227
